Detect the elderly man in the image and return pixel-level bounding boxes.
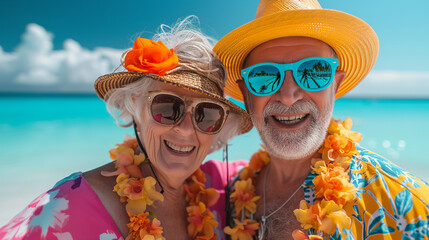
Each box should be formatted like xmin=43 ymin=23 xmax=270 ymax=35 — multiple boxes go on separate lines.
xmin=215 ymin=0 xmax=429 ymax=239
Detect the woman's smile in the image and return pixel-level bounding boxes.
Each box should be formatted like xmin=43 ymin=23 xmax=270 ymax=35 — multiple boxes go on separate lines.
xmin=164 ymin=139 xmax=196 ymax=154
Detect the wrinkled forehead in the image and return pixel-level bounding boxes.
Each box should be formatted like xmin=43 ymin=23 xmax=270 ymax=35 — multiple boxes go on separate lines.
xmin=243 ymin=37 xmax=336 ymax=68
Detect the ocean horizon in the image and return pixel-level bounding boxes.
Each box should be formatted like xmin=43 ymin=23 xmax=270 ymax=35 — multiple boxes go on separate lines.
xmin=1 ymin=95 xmax=428 ymax=226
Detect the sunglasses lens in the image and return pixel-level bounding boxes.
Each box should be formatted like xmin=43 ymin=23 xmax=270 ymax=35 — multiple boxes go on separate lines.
xmin=247 ymin=65 xmax=282 ymax=95
xmin=151 ymin=94 xmax=185 ymax=124
xmin=194 ymin=102 xmax=225 ymax=133
xmin=296 ymin=59 xmax=333 ymax=90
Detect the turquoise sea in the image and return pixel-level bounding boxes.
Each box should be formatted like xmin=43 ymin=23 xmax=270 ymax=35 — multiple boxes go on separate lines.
xmin=1 ymin=96 xmax=429 ymax=225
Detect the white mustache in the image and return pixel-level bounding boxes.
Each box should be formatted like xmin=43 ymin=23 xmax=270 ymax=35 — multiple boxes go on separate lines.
xmin=263 ymin=100 xmax=318 ymax=119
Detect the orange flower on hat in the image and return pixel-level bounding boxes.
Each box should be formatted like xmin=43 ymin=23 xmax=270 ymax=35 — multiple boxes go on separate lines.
xmin=124 ymin=37 xmax=178 ymax=76
xmin=224 ymin=219 xmax=259 ymax=240
xmin=230 ymin=179 xmax=260 ymax=216
xmin=294 ymin=200 xmax=351 ymax=235
xmin=313 ymin=162 xmax=357 ymax=207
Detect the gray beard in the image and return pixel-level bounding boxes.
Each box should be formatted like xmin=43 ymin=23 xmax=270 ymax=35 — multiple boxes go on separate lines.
xmin=251 ymin=99 xmax=333 ymax=160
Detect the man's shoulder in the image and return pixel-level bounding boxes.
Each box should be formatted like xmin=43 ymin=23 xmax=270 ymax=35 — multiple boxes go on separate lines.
xmin=345 ymin=145 xmax=429 ymax=239
xmin=351 ymin=144 xmax=429 ymax=207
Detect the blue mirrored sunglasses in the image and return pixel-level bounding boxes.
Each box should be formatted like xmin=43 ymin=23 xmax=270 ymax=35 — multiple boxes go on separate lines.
xmin=241 ymin=57 xmax=339 ymax=96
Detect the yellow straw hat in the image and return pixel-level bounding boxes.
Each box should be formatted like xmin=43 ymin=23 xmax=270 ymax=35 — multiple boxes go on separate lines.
xmin=214 ymin=0 xmax=379 ymax=101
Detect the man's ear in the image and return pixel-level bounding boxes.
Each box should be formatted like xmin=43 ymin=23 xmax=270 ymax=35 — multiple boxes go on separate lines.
xmin=237 ymin=80 xmax=250 ymax=112
xmin=334 ymin=70 xmax=346 ymax=93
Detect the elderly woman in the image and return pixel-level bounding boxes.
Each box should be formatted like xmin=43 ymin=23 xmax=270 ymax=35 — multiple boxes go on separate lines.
xmin=0 ymin=18 xmax=251 ymax=240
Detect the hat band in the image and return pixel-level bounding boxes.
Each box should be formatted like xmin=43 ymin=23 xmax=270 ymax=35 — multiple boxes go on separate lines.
xmin=151 ymin=71 xmax=225 ymax=97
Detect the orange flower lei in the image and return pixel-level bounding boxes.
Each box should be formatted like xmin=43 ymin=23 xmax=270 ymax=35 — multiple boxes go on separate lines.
xmin=225 ymin=117 xmax=362 ymax=240
xmin=103 ymin=135 xmax=220 ymax=240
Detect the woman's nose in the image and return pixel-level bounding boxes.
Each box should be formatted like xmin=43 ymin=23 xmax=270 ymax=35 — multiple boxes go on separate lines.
xmin=174 ymin=112 xmax=196 ymax=135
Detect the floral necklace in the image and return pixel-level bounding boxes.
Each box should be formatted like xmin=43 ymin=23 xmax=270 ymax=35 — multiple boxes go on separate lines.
xmin=224 ymin=117 xmax=362 ymax=240
xmin=102 ymin=135 xmax=220 ymax=240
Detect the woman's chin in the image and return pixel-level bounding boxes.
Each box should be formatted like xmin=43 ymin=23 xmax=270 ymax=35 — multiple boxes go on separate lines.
xmin=157 ymin=152 xmax=200 ymax=179
xmin=157 ymin=163 xmax=198 ymax=184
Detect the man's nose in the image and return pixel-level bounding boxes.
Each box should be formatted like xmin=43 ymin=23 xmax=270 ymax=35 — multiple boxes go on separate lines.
xmin=273 ymin=70 xmax=304 ymax=106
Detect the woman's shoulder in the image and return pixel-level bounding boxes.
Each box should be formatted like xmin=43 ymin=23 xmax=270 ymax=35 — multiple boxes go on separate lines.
xmin=82 ymin=162 xmax=117 ymax=196
xmin=0 ymin=169 xmax=122 ymax=239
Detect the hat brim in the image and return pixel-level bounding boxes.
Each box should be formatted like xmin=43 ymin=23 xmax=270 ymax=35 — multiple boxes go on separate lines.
xmin=214 ymin=9 xmax=379 ymax=101
xmin=95 ymin=71 xmax=253 ymax=134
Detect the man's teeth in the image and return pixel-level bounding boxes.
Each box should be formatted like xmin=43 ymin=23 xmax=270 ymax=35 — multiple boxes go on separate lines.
xmin=165 ymin=140 xmax=195 ymax=153
xmin=273 ymin=114 xmax=308 ymax=124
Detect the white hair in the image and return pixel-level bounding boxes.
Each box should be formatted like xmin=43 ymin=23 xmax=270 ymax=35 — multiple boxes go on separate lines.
xmin=156 ymin=16 xmax=226 ymax=89
xmin=105 ymin=16 xmax=240 ymax=152
xmin=105 ymin=77 xmax=157 ymax=127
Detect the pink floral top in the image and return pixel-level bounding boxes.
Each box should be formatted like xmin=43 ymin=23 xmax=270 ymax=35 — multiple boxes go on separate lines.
xmin=0 ymin=160 xmax=246 ymax=240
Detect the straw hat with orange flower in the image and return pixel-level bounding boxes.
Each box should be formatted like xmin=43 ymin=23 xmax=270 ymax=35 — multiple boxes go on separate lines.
xmin=95 ymin=37 xmax=252 ymax=134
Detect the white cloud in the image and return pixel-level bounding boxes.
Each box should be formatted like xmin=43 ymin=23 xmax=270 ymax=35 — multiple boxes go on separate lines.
xmin=345 ymin=70 xmax=429 ymax=98
xmin=1 ymin=23 xmax=428 ymax=98
xmin=0 ymin=23 xmax=123 ymax=93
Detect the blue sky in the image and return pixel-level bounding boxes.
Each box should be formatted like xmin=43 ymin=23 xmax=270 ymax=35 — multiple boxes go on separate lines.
xmin=1 ymin=0 xmax=428 ymax=97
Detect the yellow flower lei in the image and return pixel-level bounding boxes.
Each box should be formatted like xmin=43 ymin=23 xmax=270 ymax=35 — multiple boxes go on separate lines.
xmin=224 ymin=117 xmax=362 ymax=240
xmin=102 ymin=135 xmax=220 ymax=240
